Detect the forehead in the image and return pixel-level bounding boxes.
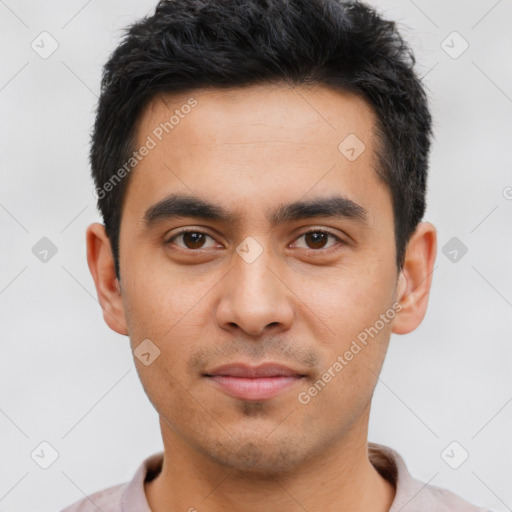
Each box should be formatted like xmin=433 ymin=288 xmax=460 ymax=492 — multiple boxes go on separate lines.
xmin=123 ymin=83 xmax=389 ymax=226
xmin=138 ymin=83 xmax=376 ymax=150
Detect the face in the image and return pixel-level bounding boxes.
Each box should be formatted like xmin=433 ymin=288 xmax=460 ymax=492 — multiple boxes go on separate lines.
xmin=115 ymin=83 xmax=402 ymax=474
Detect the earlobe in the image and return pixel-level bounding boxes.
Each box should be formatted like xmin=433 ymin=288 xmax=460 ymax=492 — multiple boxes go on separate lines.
xmin=391 ymin=222 xmax=437 ymax=335
xmin=86 ymin=223 xmax=129 ymax=336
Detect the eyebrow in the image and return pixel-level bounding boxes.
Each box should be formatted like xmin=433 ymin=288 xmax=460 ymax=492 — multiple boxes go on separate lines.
xmin=143 ymin=193 xmax=368 ymax=227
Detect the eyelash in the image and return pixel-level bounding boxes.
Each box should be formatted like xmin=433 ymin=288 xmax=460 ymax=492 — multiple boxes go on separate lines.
xmin=165 ymin=228 xmax=346 ymax=252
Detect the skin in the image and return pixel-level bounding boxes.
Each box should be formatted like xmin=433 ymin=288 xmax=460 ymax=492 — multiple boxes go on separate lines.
xmin=87 ymin=83 xmax=437 ymax=512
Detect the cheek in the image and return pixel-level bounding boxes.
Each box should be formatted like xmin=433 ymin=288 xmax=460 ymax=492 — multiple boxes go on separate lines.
xmin=300 ymin=322 xmax=392 ymax=429
xmin=296 ymin=263 xmax=396 ymax=407
xmin=134 ymin=354 xmax=208 ymax=437
xmin=299 ymin=261 xmax=396 ymax=342
xmin=122 ymin=270 xmax=216 ymax=401
xmin=122 ymin=264 xmax=211 ymax=343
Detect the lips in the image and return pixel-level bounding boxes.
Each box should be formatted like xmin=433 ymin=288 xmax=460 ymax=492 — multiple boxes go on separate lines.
xmin=204 ymin=363 xmax=306 ymax=401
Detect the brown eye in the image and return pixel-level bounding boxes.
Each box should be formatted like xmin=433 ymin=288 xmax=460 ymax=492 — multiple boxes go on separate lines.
xmin=182 ymin=232 xmax=206 ymax=249
xmin=304 ymin=232 xmax=329 ymax=249
xmin=167 ymin=231 xmax=217 ymax=250
xmin=293 ymin=230 xmax=343 ymax=250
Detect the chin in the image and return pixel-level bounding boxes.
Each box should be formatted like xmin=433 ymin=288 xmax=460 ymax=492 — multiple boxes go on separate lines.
xmin=193 ymin=428 xmax=310 ymax=477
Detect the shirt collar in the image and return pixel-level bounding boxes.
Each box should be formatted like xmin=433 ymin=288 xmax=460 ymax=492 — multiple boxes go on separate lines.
xmin=120 ymin=442 xmax=436 ymax=511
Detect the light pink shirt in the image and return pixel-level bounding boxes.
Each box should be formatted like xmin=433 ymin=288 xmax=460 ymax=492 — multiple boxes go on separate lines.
xmin=60 ymin=442 xmax=492 ymax=512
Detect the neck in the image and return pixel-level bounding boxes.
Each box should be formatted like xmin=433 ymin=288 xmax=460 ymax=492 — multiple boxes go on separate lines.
xmin=145 ymin=409 xmax=395 ymax=512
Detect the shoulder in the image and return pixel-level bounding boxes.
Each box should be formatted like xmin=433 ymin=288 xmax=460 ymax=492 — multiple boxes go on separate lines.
xmin=58 ymin=451 xmax=163 ymax=512
xmin=368 ymin=442 xmax=493 ymax=512
xmin=414 ymin=481 xmax=493 ymax=512
xmin=59 ymin=482 xmax=126 ymax=512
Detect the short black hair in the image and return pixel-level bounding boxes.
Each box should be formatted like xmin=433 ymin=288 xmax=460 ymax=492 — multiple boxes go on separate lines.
xmin=91 ymin=0 xmax=432 ymax=279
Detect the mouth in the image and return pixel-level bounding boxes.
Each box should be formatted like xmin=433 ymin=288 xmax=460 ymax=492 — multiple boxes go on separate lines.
xmin=203 ymin=363 xmax=307 ymax=401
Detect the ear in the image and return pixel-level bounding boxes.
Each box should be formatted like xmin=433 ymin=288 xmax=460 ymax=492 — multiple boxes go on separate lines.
xmin=391 ymin=221 xmax=437 ymax=335
xmin=86 ymin=223 xmax=129 ymax=336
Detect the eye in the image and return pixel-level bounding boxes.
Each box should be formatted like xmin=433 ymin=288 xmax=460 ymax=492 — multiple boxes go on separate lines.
xmin=165 ymin=228 xmax=345 ymax=252
xmin=166 ymin=230 xmax=218 ymax=250
xmin=291 ymin=229 xmax=344 ymax=250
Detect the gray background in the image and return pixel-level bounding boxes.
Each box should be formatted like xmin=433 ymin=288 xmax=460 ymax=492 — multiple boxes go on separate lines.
xmin=1 ymin=1 xmax=511 ymax=511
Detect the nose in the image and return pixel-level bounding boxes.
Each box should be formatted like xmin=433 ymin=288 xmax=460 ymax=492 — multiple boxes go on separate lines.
xmin=215 ymin=243 xmax=294 ymax=337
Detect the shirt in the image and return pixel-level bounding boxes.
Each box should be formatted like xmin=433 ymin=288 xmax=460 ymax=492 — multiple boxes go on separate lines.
xmin=60 ymin=442 xmax=492 ymax=512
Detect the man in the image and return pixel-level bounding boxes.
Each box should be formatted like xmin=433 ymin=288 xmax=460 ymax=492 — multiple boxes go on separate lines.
xmin=61 ymin=0 xmax=491 ymax=511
